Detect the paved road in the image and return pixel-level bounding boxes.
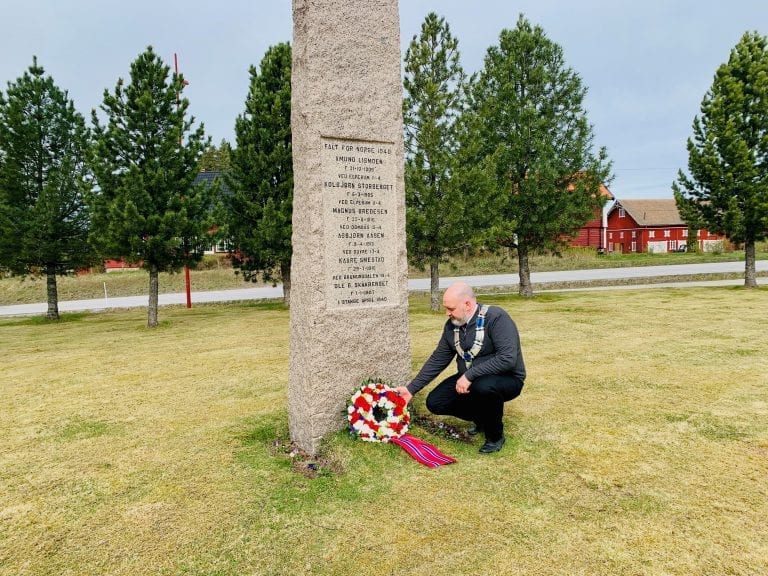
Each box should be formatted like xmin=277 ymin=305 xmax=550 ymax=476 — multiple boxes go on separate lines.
xmin=1 ymin=260 xmax=764 ymax=317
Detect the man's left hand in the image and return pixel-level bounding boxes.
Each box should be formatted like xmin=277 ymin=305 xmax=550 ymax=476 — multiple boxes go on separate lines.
xmin=456 ymin=374 xmax=472 ymax=394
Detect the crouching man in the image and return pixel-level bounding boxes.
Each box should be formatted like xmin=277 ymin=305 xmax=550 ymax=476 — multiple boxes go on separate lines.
xmin=395 ymin=282 xmax=526 ymax=454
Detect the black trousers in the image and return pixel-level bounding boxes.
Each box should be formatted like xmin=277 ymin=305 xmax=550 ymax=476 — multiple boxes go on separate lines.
xmin=425 ymin=373 xmax=524 ymax=442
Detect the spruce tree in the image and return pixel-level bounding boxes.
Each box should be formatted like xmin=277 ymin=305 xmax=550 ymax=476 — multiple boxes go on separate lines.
xmin=0 ymin=58 xmax=94 ymax=320
xmin=673 ymin=31 xmax=768 ymax=287
xmin=225 ymin=43 xmax=293 ymax=306
xmin=471 ymin=15 xmax=612 ymax=297
xmin=90 ymin=46 xmax=212 ymax=327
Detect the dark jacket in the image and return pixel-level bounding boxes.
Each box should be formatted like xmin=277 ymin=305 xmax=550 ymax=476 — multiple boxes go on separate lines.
xmin=407 ymin=304 xmax=526 ymax=395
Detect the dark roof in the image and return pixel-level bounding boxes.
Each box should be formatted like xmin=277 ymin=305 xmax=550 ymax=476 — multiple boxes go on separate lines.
xmin=194 ymin=170 xmax=223 ymax=186
xmin=193 ymin=170 xmax=230 ymax=194
xmin=612 ymin=199 xmax=685 ymax=226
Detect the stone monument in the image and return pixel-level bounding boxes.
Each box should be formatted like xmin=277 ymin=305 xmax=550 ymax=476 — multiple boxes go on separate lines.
xmin=288 ymin=0 xmax=411 ymax=454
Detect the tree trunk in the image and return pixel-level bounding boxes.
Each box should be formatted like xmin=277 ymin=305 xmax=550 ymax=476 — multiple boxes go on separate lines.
xmin=46 ymin=270 xmax=59 ymax=321
xmin=744 ymin=239 xmax=757 ymax=288
xmin=518 ymin=242 xmax=533 ymax=297
xmin=430 ymin=257 xmax=440 ymax=312
xmin=686 ymin=226 xmax=699 ymax=253
xmin=281 ymin=260 xmax=291 ymax=308
xmin=147 ymin=264 xmax=159 ymax=327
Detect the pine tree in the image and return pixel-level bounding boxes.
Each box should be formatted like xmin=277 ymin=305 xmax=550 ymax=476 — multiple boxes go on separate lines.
xmin=672 ymin=188 xmax=704 ymax=253
xmin=673 ymin=31 xmax=768 ymax=287
xmin=0 ymin=57 xmax=95 ymax=320
xmin=199 ymin=139 xmax=232 ymax=172
xmin=403 ymin=13 xmax=498 ymax=311
xmin=90 ymin=46 xmax=212 ymax=327
xmin=225 ymin=43 xmax=293 ymax=306
xmin=471 ymin=15 xmax=612 ymax=297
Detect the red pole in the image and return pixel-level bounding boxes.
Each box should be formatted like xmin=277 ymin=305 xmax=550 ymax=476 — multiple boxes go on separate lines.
xmin=185 ymin=263 xmax=192 ymax=308
xmin=175 ymin=52 xmax=192 ymax=309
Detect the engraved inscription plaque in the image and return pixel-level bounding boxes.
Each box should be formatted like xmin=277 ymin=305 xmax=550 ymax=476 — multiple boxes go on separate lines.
xmin=322 ymin=136 xmax=398 ymax=309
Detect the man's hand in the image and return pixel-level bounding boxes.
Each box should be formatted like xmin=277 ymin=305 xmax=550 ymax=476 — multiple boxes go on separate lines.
xmin=455 ymin=374 xmax=472 ymax=394
xmin=394 ymin=386 xmax=413 ymax=404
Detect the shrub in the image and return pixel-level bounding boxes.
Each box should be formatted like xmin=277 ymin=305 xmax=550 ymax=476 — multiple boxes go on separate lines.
xmin=194 ymin=254 xmax=232 ymax=270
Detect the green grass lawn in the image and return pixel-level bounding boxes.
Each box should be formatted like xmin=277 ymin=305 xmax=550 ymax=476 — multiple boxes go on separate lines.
xmin=1 ymin=288 xmax=767 ymax=575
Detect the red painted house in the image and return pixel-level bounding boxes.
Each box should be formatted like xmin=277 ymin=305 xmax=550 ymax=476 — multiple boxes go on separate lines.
xmin=605 ymin=199 xmax=724 ymax=254
xmin=104 ymin=259 xmax=142 ymax=272
xmin=568 ymin=183 xmax=614 ymax=252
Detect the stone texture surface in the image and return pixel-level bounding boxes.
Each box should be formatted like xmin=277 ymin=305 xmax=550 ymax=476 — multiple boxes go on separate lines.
xmin=288 ymin=0 xmax=411 ymax=454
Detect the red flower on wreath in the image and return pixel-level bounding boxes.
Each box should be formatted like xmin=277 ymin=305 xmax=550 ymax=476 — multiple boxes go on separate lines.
xmin=347 ymin=380 xmax=410 ymax=442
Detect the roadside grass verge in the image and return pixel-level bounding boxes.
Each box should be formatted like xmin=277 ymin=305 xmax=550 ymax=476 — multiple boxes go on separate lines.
xmin=1 ymin=288 xmax=767 ymax=575
xmin=2 ymin=246 xmax=767 ymax=305
xmin=0 ymin=268 xmax=251 ymax=305
xmin=430 ymin=245 xmax=768 ymax=277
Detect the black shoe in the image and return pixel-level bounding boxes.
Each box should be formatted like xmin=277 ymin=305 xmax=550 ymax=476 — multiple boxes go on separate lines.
xmin=479 ymin=436 xmax=505 ymax=454
xmin=468 ymin=424 xmax=483 ymax=436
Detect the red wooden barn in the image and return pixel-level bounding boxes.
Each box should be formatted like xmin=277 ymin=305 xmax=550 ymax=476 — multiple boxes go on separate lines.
xmin=567 ymin=183 xmax=614 ymax=252
xmin=605 ymin=199 xmax=724 ymax=254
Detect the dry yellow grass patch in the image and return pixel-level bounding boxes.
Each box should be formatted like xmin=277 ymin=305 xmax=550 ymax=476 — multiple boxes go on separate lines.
xmin=1 ymin=303 xmax=286 ymax=575
xmin=1 ymin=288 xmax=767 ymax=575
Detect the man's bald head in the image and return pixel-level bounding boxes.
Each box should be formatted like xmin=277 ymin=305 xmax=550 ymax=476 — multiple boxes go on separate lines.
xmin=442 ymin=282 xmax=477 ymax=326
xmin=444 ymin=281 xmax=476 ymax=302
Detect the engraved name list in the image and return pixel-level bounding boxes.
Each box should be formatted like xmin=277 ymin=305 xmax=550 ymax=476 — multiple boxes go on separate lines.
xmin=322 ymin=137 xmax=397 ymax=308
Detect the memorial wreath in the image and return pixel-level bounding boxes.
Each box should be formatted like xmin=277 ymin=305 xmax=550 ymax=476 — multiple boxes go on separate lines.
xmin=347 ymin=379 xmax=410 ymax=442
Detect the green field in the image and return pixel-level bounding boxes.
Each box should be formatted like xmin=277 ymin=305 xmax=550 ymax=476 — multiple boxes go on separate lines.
xmin=1 ymin=287 xmax=766 ymax=575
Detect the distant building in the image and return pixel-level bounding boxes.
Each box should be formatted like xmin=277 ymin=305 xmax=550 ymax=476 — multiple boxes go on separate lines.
xmin=567 ymin=183 xmax=615 ymax=252
xmin=103 ymin=259 xmax=142 ymax=272
xmin=605 ymin=199 xmax=724 ymax=254
xmin=193 ymin=170 xmax=225 ymax=189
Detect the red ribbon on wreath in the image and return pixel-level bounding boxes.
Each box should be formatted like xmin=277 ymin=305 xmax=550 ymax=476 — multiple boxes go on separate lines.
xmin=391 ymin=434 xmax=456 ymax=467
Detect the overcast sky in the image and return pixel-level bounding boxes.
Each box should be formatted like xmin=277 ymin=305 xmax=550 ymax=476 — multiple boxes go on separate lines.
xmin=2 ymin=1 xmax=767 ymax=199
